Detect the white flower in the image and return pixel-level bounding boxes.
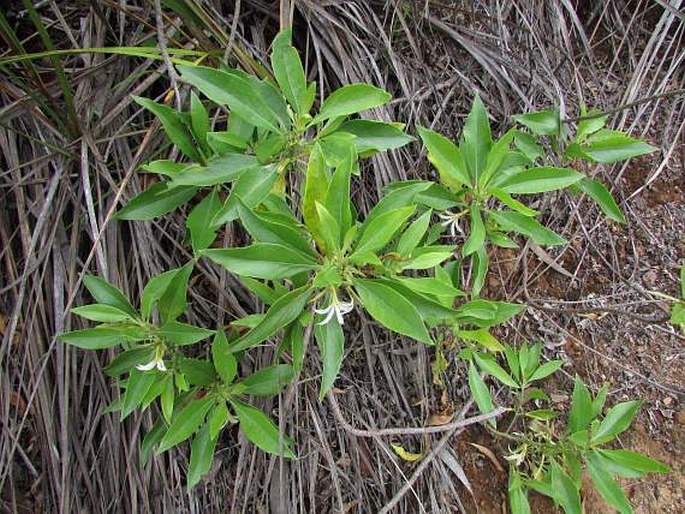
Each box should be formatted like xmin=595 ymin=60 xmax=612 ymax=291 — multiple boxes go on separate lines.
xmin=136 ymin=347 xmax=167 ymax=372
xmin=438 ymin=211 xmax=464 ymax=238
xmin=314 ymin=293 xmax=354 ymax=325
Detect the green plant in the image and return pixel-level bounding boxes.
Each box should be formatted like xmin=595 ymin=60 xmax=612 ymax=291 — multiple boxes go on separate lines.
xmin=667 ymin=265 xmax=685 ymax=331
xmin=59 ymin=26 xmax=668 ymax=504
xmin=464 ymin=343 xmax=669 ymax=513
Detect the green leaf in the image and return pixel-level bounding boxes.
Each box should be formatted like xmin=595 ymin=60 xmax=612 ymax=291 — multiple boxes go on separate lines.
xmin=597 ymin=449 xmax=669 ymax=475
xmin=512 ymin=109 xmax=560 ymax=136
xmin=314 ymin=83 xmax=391 ymax=123
xmin=474 ymin=354 xmax=519 ymax=388
xmin=325 ymin=154 xmax=353 ymax=243
xmin=456 ymin=329 xmax=505 ymax=352
xmin=352 ymin=205 xmax=415 ymax=256
xmin=514 ymin=130 xmax=545 ymax=161
xmin=242 ymin=364 xmax=294 ymax=396
xmin=158 ymin=261 xmax=194 ymax=323
xmin=528 ymin=360 xmax=565 ymax=382
xmin=471 ymin=246 xmax=489 ymax=296
xmin=158 ymin=397 xmax=213 ymax=453
xmin=141 ymin=160 xmax=188 ymax=178
xmin=489 ymin=210 xmax=567 ymax=246
xmin=680 ymin=265 xmax=685 ymax=299
xmin=418 ymin=127 xmax=471 ymax=189
xmin=178 ymin=358 xmax=216 ymax=386
xmin=508 ymin=471 xmax=532 ymax=514
xmin=209 ymin=402 xmax=229 ymax=440
xmin=315 ymin=202 xmax=341 ymax=252
xmin=104 ymin=345 xmax=155 ymax=376
xmin=189 ymin=91 xmax=210 ymax=149
xmin=461 ymin=95 xmax=492 ymax=181
xmin=116 ymin=182 xmax=197 ymax=221
xmin=141 ymin=421 xmax=166 ymax=466
xmin=468 ymin=360 xmax=495 ymax=427
xmin=237 ymin=201 xmax=313 ymax=257
xmin=187 ymin=423 xmax=218 ymax=490
xmin=212 ymin=165 xmax=279 ymax=225
xmin=401 ymin=245 xmax=455 ymax=270
xmin=231 ymin=399 xmax=294 ymax=457
xmin=568 ymin=377 xmax=594 ymax=433
xmin=550 ymin=460 xmax=582 ymax=514
xmin=396 ymin=277 xmax=462 ymax=299
xmin=578 ymin=177 xmax=624 ymax=227
xmin=591 ymin=400 xmax=641 ymax=444
xmin=133 ymin=96 xmax=200 ymax=161
xmin=569 ymin=130 xmax=656 ymax=163
xmin=576 ymin=112 xmax=608 ymax=142
xmin=170 ymin=155 xmax=259 ymax=187
xmin=354 ymin=278 xmax=432 ymax=344
xmin=121 ymin=370 xmax=156 ymax=420
xmin=396 ymin=209 xmax=432 ymax=256
xmin=314 ymin=319 xmax=345 ymax=399
xmin=161 ymin=376 xmax=174 ymax=423
xmin=231 ymin=286 xmax=311 ymax=352
xmin=187 ymin=188 xmax=222 ymax=254
xmin=463 ymin=204 xmax=485 ymax=256
xmin=71 ymin=304 xmax=133 ymax=323
xmin=479 ymin=128 xmax=516 ymax=186
xmin=177 ymin=65 xmax=282 ymax=132
xmin=212 ymin=330 xmax=237 ymax=384
xmin=499 ymin=167 xmax=583 ymax=194
xmin=160 ymin=321 xmax=214 ymax=346
xmin=271 ymin=28 xmax=307 ymax=114
xmin=204 ymin=243 xmax=317 ymax=280
xmin=338 ymin=120 xmax=414 ymax=154
xmin=671 ymin=303 xmax=685 ymax=324
xmin=490 ymin=188 xmax=538 ymax=216
xmin=141 ymin=268 xmax=180 ymax=320
xmin=59 ymin=326 xmax=146 ymax=350
xmin=302 ymin=145 xmax=329 ymax=249
xmin=82 ymin=275 xmax=138 ymax=318
xmin=380 ymin=278 xmax=457 ymax=322
xmin=585 ymin=453 xmax=633 ymax=514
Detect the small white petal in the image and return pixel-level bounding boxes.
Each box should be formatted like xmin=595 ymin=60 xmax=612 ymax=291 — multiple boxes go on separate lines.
xmin=338 ymin=300 xmax=354 ymax=314
xmin=441 ymin=219 xmax=452 ymax=227
xmin=318 ymin=306 xmax=337 ymax=325
xmin=156 ymin=360 xmax=167 ymax=372
xmin=450 ymin=221 xmax=458 ymax=238
xmin=334 ymin=306 xmax=345 ymax=325
xmin=314 ymin=306 xmax=331 ymax=315
xmin=136 ymin=360 xmax=156 ymax=371
xmin=438 ymin=212 xmax=454 ymax=221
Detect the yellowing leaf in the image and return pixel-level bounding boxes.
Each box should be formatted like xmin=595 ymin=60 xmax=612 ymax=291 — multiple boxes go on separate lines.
xmin=391 ymin=444 xmax=424 ymax=462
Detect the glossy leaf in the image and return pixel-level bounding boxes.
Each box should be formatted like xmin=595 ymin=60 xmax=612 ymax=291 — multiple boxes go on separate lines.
xmin=489 ymin=210 xmax=566 ymax=246
xmin=512 ymin=109 xmax=560 ymax=136
xmin=187 ymin=423 xmax=218 ymax=490
xmin=314 ymin=318 xmax=345 ymax=399
xmin=160 ymin=321 xmax=214 ymax=346
xmin=577 ymin=178 xmax=625 ymax=223
xmin=231 ymin=399 xmax=294 ymax=457
xmin=353 ymin=205 xmax=415 ymax=256
xmin=203 ymin=243 xmax=318 ymax=280
xmin=354 ymin=279 xmax=431 ymax=344
xmin=82 ymin=275 xmax=138 ymax=318
xmin=314 ymin=83 xmax=391 ymax=123
xmin=230 ymin=286 xmax=311 ymax=352
xmin=157 ymin=397 xmax=213 ymax=453
xmin=586 ymin=453 xmax=632 ymax=514
xmin=242 ymin=364 xmax=294 ymax=396
xmin=463 ymin=204 xmax=485 ymax=256
xmin=187 ymin=188 xmax=222 ymax=253
xmin=499 ymin=167 xmax=583 ymax=194
xmin=468 ymin=360 xmax=495 ymax=427
xmin=71 ymin=304 xmax=132 ymax=323
xmin=171 ymin=155 xmax=258 ymax=187
xmin=461 ymin=95 xmax=492 ymax=180
xmin=271 ymin=28 xmax=307 ymax=114
xmin=338 ymin=120 xmax=414 ymax=154
xmin=418 ymin=127 xmax=471 ymax=188
xmin=59 ymin=326 xmax=146 ymax=350
xmin=591 ymin=401 xmax=641 ymax=444
xmin=116 ymin=182 xmax=197 ymax=220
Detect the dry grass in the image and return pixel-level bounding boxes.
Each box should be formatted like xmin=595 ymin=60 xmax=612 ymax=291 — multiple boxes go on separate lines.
xmin=1 ymin=1 xmax=683 ymax=512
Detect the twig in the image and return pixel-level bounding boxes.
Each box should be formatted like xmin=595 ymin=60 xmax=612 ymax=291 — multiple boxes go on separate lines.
xmin=327 ymin=391 xmax=506 ymax=437
xmin=565 ymin=88 xmax=685 ymax=122
xmin=153 ymin=0 xmax=181 ymax=109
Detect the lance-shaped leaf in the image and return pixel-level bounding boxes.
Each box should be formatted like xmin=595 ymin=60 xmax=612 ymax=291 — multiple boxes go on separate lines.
xmin=177 ymin=65 xmax=282 ymax=132
xmin=133 ymin=96 xmax=200 ymax=161
xmin=212 ymin=165 xmax=279 ymax=225
xmin=271 ymin=28 xmax=307 ymax=114
xmin=577 ymin=178 xmax=625 ymax=223
xmin=499 ymin=167 xmax=583 ymax=194
xmin=241 ymin=364 xmax=294 ymax=397
xmin=489 ymin=210 xmax=566 ymax=246
xmin=157 ymin=397 xmax=213 ymax=453
xmin=82 ymin=275 xmax=138 ymax=318
xmin=187 ymin=188 xmax=222 ymax=254
xmin=418 ymin=127 xmax=471 ymax=189
xmin=231 ymin=399 xmax=295 ymax=457
xmin=352 ymin=205 xmax=416 ymax=257
xmin=461 ymin=95 xmax=492 ymax=181
xmin=116 ymin=182 xmax=198 ymax=221
xmin=338 ymin=120 xmax=414 ymax=154
xmin=203 ymin=243 xmax=318 ymax=280
xmin=314 ymin=316 xmax=345 ymax=399
xmin=187 ymin=423 xmax=218 ymax=490
xmin=230 ymin=286 xmax=312 ymax=352
xmin=171 ymin=155 xmax=259 ymax=187
xmin=302 ymin=145 xmax=329 ymax=251
xmin=313 ymin=83 xmax=391 ymax=123
xmin=354 ymin=279 xmax=432 ymax=344
xmin=59 ymin=325 xmax=147 ymax=350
